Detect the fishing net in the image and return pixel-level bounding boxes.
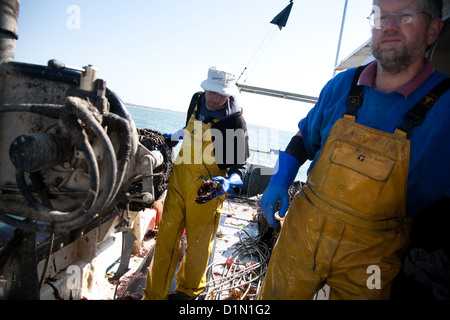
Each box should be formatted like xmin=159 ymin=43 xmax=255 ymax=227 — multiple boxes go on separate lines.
xmin=127 ymin=129 xmax=174 ymax=211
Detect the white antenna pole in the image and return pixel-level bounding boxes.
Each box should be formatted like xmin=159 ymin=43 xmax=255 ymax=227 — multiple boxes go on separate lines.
xmin=334 ymin=0 xmax=349 ymax=77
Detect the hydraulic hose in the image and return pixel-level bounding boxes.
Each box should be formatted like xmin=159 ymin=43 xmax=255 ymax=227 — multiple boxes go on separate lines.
xmin=14 ymin=136 xmax=99 ymax=222
xmin=101 ymin=112 xmax=133 ymax=209
xmin=42 ymin=97 xmax=118 ymax=233
xmin=54 ymin=101 xmax=136 ymax=233
xmin=0 ymin=96 xmax=119 ymax=233
xmin=0 ymin=214 xmax=51 ymax=233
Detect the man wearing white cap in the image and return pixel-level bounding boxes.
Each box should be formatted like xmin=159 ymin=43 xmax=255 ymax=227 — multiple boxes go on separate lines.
xmin=143 ymin=66 xmax=249 ymax=300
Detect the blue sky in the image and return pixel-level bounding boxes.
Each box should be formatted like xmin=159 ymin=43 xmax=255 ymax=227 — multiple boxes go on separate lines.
xmin=14 ymin=0 xmax=373 ymax=131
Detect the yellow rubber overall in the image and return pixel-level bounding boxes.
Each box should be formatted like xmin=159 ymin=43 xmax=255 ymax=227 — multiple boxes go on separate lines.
xmin=142 ymin=108 xmax=226 ymax=300
xmin=259 ymin=115 xmax=412 ymax=300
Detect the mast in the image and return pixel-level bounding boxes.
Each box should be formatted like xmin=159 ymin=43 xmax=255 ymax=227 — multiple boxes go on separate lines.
xmin=334 ymin=0 xmax=348 ymax=77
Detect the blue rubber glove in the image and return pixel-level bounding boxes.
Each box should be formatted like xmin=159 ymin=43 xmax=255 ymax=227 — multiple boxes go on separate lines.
xmin=260 ymin=151 xmax=300 ymax=228
xmin=163 ymin=128 xmax=185 ymax=148
xmin=212 ymin=173 xmax=243 ymax=197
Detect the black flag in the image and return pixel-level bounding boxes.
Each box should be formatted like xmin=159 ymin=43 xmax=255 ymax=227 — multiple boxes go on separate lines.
xmin=270 ymin=1 xmax=294 ymax=30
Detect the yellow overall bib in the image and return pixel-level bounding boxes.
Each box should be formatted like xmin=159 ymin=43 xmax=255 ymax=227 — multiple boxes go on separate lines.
xmin=259 ymin=115 xmax=412 ymax=300
xmin=143 ymin=106 xmax=226 ymax=300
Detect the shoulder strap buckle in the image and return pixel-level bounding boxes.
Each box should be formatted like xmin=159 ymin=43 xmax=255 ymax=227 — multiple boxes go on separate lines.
xmin=345 ymin=65 xmax=368 ymax=116
xmin=398 ymin=78 xmax=450 ymax=138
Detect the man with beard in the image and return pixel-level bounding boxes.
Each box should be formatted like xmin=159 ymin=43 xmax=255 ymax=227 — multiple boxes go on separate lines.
xmin=258 ymin=0 xmax=449 ymax=299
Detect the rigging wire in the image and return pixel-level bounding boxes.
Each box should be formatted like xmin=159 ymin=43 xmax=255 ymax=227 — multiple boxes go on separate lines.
xmin=238 ymin=0 xmax=294 ymax=85
xmin=237 ymin=25 xmax=278 ymax=85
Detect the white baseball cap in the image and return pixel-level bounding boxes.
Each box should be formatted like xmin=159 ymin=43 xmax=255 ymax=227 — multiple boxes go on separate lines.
xmin=200 ymin=66 xmax=239 ymax=97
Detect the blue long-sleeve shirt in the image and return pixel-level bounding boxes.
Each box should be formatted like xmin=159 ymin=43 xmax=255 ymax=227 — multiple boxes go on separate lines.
xmin=299 ymin=62 xmax=450 ymax=217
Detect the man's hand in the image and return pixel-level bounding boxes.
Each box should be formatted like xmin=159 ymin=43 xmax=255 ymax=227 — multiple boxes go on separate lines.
xmin=212 ymin=173 xmax=243 ymax=196
xmin=260 ymin=185 xmax=290 ymax=228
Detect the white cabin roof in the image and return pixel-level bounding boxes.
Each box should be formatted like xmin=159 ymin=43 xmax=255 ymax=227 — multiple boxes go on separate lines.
xmin=335 ymin=0 xmax=450 ymax=72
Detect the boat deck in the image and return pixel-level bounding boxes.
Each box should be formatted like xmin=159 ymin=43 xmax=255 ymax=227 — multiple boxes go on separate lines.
xmin=109 ymin=195 xmax=264 ymax=300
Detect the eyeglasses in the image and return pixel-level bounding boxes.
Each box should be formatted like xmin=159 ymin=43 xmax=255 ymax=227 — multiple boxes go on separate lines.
xmin=367 ymin=9 xmax=431 ymax=29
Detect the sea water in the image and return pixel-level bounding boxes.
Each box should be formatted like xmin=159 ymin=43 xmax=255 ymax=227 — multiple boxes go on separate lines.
xmin=126 ymin=104 xmax=310 ymax=182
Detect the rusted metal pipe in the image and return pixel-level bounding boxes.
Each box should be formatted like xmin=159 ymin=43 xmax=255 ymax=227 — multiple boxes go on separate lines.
xmin=0 ymin=0 xmax=20 ymax=64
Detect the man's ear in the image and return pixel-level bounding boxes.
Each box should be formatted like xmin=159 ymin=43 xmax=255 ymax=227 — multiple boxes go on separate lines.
xmin=427 ymin=18 xmax=444 ymax=47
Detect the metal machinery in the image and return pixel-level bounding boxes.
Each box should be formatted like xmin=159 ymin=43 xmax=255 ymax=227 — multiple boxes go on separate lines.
xmin=0 ymin=0 xmax=167 ymax=299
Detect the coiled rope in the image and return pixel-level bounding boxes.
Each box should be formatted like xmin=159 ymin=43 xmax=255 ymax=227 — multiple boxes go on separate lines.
xmin=202 ymin=228 xmax=270 ymax=300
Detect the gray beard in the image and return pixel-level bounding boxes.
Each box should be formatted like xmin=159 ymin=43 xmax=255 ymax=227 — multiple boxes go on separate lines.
xmin=372 ymin=40 xmax=426 ymax=74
